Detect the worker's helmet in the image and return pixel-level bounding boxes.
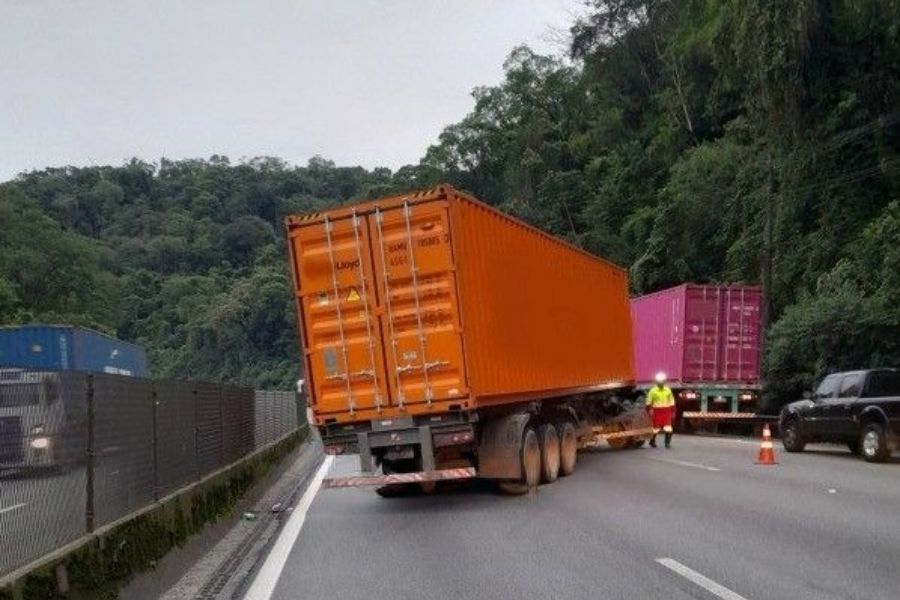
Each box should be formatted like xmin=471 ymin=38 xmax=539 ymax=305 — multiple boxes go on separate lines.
xmin=654 ymin=371 xmax=667 ymax=384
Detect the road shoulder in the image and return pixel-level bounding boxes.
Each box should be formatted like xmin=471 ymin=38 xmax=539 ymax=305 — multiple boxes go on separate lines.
xmin=121 ymin=439 xmax=323 ymax=600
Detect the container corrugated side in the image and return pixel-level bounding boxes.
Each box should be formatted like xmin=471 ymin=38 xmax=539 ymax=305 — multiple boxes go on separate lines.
xmin=287 ymin=185 xmax=635 ymax=426
xmin=0 ymin=325 xmax=147 ymax=376
xmin=0 ymin=325 xmax=72 ymax=370
xmin=632 ymin=284 xmax=762 ymax=386
xmin=71 ymin=328 xmax=148 ymax=377
xmin=452 ymin=195 xmax=633 ymax=406
xmin=631 ymin=285 xmax=687 ymax=384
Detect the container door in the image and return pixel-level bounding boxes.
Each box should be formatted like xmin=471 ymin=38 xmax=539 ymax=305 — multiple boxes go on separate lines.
xmin=682 ymin=287 xmax=721 ymax=381
xmin=289 ymin=214 xmax=390 ymax=417
xmin=369 ymin=201 xmax=468 ymax=407
xmin=719 ymin=288 xmax=761 ymax=383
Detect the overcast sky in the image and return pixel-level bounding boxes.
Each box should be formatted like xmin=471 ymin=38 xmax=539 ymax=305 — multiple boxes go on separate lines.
xmin=0 ymin=0 xmax=578 ymax=181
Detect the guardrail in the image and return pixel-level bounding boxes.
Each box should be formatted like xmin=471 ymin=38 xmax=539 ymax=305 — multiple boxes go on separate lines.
xmin=0 ymin=369 xmax=304 ymax=579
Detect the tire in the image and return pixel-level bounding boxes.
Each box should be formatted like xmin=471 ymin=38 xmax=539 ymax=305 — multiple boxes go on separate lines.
xmin=861 ymin=422 xmax=890 ymax=463
xmin=498 ymin=426 xmax=542 ymax=495
xmin=631 ymin=439 xmax=646 ymax=449
xmin=537 ymin=424 xmax=560 ymax=484
xmin=781 ymin=418 xmax=806 ymax=453
xmin=557 ymin=421 xmax=577 ymax=476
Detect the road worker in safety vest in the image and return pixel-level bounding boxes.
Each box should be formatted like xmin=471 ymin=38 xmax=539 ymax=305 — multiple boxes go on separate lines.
xmin=646 ymin=372 xmax=675 ymax=448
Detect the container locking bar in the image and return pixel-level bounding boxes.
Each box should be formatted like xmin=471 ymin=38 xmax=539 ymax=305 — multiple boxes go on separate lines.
xmin=351 ymin=210 xmax=383 ymax=412
xmin=402 ymin=200 xmax=433 ymax=405
xmin=323 ymin=215 xmax=355 ymax=415
xmin=375 ymin=206 xmax=405 ymax=408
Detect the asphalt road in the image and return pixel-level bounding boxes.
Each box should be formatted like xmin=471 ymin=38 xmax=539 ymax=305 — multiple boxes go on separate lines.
xmin=259 ymin=435 xmax=900 ymax=600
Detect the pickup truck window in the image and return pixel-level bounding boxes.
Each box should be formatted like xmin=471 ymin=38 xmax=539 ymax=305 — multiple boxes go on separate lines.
xmin=864 ymin=371 xmax=900 ymax=397
xmin=838 ymin=374 xmax=862 ymax=398
xmin=815 ymin=375 xmax=840 ymax=399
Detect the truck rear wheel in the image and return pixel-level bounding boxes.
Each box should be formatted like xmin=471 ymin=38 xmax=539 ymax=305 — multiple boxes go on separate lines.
xmin=498 ymin=426 xmax=541 ymax=495
xmin=558 ymin=421 xmax=577 ymax=476
xmin=537 ymin=424 xmax=560 ymax=483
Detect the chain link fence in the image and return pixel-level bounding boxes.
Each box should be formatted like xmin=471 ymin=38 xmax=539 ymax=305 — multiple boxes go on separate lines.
xmin=0 ymin=369 xmax=303 ymax=578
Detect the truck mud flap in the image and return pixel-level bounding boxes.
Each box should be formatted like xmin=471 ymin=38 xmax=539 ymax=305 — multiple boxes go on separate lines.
xmin=323 ymin=467 xmax=476 ymax=489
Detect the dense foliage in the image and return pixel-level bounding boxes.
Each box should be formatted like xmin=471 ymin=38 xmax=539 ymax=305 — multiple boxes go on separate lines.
xmin=2 ymin=0 xmax=899 ymax=400
xmin=0 ymin=157 xmax=418 ymax=388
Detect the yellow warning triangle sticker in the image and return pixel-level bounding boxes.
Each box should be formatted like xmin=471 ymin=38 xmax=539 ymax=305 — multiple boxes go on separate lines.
xmin=347 ymin=288 xmax=361 ymax=302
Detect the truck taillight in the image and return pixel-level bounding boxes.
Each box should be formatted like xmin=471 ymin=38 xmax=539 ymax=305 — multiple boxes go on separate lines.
xmin=739 ymin=393 xmax=754 ymax=401
xmin=679 ymin=390 xmax=698 ymax=400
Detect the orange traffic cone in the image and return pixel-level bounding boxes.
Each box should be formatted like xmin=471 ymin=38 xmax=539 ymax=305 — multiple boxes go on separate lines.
xmin=756 ymin=424 xmax=778 ymax=465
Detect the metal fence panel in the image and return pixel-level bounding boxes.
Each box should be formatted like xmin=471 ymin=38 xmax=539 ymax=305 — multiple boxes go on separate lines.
xmin=154 ymin=380 xmax=198 ymax=498
xmin=195 ymin=382 xmax=223 ymax=476
xmin=91 ymin=374 xmax=155 ymax=528
xmin=269 ymin=391 xmax=299 ymax=441
xmin=253 ymin=390 xmax=267 ymax=448
xmin=221 ymin=385 xmax=253 ymax=464
xmin=0 ymin=369 xmax=303 ymax=579
xmin=0 ymin=370 xmax=89 ymax=576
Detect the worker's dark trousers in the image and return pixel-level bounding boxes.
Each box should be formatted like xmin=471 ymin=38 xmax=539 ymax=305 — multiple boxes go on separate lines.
xmin=664 ymin=432 xmax=672 ymax=448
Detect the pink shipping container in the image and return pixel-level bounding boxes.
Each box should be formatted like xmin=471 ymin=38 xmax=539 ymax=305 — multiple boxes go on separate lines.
xmin=631 ymin=284 xmax=762 ymax=387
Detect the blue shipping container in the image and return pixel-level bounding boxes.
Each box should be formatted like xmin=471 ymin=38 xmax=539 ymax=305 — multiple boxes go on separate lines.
xmin=0 ymin=325 xmax=148 ymax=377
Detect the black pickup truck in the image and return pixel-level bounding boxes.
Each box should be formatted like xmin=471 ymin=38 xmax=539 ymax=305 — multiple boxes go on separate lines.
xmin=779 ymin=369 xmax=900 ymax=462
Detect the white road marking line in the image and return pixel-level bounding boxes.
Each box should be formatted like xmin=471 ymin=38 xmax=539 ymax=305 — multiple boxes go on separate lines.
xmin=656 ymin=557 xmax=750 ymax=600
xmin=242 ymin=455 xmax=334 ymax=600
xmin=647 ymin=456 xmax=721 ymax=472
xmin=0 ymin=502 xmax=27 ymax=515
xmin=691 ymin=436 xmax=759 ymax=446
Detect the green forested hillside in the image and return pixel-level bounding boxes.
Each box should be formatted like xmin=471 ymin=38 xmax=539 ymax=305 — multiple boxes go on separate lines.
xmin=0 ymin=157 xmax=416 ymax=388
xmin=2 ymin=1 xmax=900 ymax=399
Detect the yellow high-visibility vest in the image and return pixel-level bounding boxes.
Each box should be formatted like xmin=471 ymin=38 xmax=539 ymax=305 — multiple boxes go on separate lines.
xmin=646 ymin=385 xmax=675 ymax=408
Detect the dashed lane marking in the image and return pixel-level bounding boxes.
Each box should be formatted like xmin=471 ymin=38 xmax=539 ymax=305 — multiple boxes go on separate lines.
xmin=647 ymin=457 xmax=722 ymax=472
xmin=656 ymin=557 xmax=750 ymax=600
xmin=242 ymin=455 xmax=334 ymax=600
xmin=0 ymin=503 xmax=27 ymax=515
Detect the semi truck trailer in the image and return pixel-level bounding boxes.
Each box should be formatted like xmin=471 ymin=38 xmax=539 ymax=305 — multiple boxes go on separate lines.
xmin=286 ymin=185 xmax=650 ymax=494
xmin=631 ymin=284 xmax=764 ymax=428
xmin=0 ymin=325 xmax=148 ymax=377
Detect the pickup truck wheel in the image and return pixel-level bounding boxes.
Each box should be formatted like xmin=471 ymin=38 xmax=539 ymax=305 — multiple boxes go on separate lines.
xmin=861 ymin=422 xmax=890 ymax=463
xmin=558 ymin=422 xmax=577 ymax=476
xmin=781 ymin=419 xmax=806 ymax=453
xmin=537 ymin=424 xmax=560 ymax=483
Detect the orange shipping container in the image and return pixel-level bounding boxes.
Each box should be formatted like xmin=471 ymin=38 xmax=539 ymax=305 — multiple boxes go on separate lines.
xmin=286 ymin=185 xmax=634 ymax=428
